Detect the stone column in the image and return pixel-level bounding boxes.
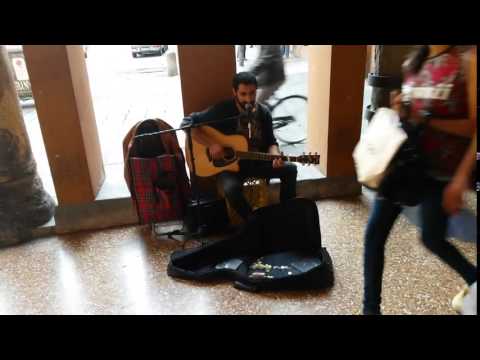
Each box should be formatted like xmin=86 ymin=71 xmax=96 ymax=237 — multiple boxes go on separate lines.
xmin=177 ymin=45 xmax=235 ymax=115
xmin=366 ymin=45 xmax=413 ymax=121
xmin=23 ymin=45 xmax=105 ymax=205
xmin=177 ymin=45 xmax=236 ymax=196
xmin=0 ymin=46 xmax=55 ymax=247
xmin=307 ymin=45 xmax=367 ymax=179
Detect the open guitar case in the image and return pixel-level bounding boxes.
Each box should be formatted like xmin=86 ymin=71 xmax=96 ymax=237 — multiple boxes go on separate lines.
xmin=168 ymin=198 xmax=334 ymax=292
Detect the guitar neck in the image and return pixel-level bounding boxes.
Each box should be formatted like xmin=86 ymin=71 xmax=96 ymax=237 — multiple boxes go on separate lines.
xmin=236 ymin=151 xmax=295 ymax=162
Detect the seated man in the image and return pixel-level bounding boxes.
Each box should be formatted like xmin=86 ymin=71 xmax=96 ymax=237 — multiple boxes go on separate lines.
xmin=183 ymin=72 xmax=297 ymax=220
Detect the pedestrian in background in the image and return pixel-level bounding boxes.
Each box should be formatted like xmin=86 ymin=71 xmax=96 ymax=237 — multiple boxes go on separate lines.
xmin=249 ymin=45 xmax=286 ymax=105
xmin=237 ymin=45 xmax=246 ymax=67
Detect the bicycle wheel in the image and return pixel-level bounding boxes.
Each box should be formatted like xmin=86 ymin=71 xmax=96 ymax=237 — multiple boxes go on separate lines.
xmin=271 ymin=95 xmax=308 ymax=145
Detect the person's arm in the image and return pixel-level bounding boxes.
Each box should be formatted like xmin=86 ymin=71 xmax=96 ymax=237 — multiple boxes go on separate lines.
xmin=442 ymin=133 xmax=477 ymax=214
xmin=268 ymin=144 xmax=281 ymax=156
xmin=190 ymin=128 xmax=224 ymax=160
xmin=442 ymin=48 xmax=477 ymax=214
xmin=190 ymin=128 xmax=214 ymax=147
xmin=249 ymin=46 xmax=280 ymax=76
xmin=261 ymin=108 xmax=283 ymax=167
xmin=269 ymin=144 xmax=284 ymax=169
xmin=248 ymin=46 xmax=267 ymax=75
xmin=184 ymin=107 xmax=225 ymax=160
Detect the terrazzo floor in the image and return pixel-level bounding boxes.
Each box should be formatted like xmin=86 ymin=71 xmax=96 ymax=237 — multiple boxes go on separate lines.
xmin=0 ymin=193 xmax=476 ymax=315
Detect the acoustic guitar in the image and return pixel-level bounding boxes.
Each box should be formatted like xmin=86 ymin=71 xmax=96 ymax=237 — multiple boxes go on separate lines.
xmin=185 ymin=126 xmax=320 ymax=177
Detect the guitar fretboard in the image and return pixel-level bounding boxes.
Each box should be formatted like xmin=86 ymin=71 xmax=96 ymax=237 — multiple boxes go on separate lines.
xmin=236 ymin=151 xmax=297 ymax=163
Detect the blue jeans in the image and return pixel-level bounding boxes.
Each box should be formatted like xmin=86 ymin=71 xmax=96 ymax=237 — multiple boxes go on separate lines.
xmin=363 ymin=179 xmax=477 ymax=314
xmin=217 ymin=160 xmax=297 ymax=220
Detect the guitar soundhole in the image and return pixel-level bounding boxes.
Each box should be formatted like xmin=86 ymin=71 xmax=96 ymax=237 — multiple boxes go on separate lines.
xmin=212 ymin=147 xmax=237 ymax=168
xmin=223 ymin=147 xmax=235 ymax=160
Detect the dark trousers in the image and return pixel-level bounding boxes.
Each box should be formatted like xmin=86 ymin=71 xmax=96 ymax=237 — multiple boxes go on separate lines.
xmin=217 ymin=160 xmax=297 ymax=220
xmin=363 ymin=179 xmax=477 ymax=314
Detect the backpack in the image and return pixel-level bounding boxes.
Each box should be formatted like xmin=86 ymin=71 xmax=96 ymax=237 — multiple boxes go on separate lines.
xmin=123 ymin=119 xmax=191 ymax=224
xmin=167 ymin=198 xmax=334 ymax=292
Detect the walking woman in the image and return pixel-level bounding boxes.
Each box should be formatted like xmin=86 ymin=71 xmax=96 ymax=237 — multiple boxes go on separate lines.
xmin=363 ymin=45 xmax=477 ymax=315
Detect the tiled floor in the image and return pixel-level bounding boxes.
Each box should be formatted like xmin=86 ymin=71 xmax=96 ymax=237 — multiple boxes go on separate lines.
xmin=0 ymin=192 xmax=476 ymax=315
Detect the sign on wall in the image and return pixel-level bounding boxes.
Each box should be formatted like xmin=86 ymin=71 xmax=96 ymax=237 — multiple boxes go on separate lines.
xmin=11 ymin=56 xmax=29 ymax=81
xmin=9 ymin=54 xmax=32 ymax=99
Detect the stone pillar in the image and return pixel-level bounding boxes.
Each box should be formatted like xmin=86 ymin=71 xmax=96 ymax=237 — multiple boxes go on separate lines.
xmin=307 ymin=45 xmax=367 ymax=180
xmin=23 ymin=45 xmax=105 ymax=205
xmin=177 ymin=45 xmax=236 ymax=195
xmin=177 ymin=45 xmax=235 ymax=115
xmin=0 ymin=46 xmax=55 ymax=247
xmin=366 ymin=45 xmax=413 ymax=121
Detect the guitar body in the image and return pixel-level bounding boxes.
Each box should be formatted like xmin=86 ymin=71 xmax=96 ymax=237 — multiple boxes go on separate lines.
xmin=186 ymin=126 xmax=319 ymax=178
xmin=186 ymin=126 xmax=248 ymax=177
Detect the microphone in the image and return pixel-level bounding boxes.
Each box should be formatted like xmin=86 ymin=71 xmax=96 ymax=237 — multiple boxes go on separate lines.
xmin=244 ymin=103 xmax=255 ymax=116
xmin=242 ymin=103 xmax=256 ymax=139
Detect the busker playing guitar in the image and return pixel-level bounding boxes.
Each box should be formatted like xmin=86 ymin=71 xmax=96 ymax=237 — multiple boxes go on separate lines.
xmin=182 ymin=72 xmax=304 ymax=221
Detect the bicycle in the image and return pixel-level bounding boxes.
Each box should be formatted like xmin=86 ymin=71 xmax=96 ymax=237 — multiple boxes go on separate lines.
xmin=264 ymin=94 xmax=308 ymax=145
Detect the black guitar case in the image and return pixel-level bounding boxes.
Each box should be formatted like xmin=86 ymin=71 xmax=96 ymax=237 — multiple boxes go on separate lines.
xmin=167 ymin=198 xmax=334 ymax=292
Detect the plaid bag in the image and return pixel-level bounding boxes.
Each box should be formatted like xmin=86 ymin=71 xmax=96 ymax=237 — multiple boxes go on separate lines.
xmin=123 ymin=119 xmax=191 ymax=225
xmin=129 ymin=155 xmax=185 ymax=224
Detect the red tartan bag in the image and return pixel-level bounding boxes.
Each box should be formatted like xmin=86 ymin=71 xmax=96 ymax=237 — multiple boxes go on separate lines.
xmin=123 ymin=119 xmax=191 ymax=225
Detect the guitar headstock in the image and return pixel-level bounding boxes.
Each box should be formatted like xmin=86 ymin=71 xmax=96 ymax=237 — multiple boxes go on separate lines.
xmin=297 ymin=152 xmax=320 ymax=166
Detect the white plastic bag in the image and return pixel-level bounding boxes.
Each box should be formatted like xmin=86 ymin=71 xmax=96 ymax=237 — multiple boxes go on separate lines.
xmin=353 ymin=108 xmax=408 ymax=189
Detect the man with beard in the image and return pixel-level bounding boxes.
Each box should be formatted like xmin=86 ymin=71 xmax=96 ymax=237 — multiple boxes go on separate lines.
xmin=184 ymin=72 xmax=297 ymax=220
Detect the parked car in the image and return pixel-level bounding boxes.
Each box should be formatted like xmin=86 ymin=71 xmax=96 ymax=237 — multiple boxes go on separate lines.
xmin=131 ymin=45 xmax=168 ymax=58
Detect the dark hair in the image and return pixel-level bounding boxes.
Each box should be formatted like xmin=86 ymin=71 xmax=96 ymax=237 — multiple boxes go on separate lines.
xmin=403 ymin=45 xmax=455 ymax=74
xmin=232 ymin=72 xmax=257 ymax=90
xmin=403 ymin=45 xmax=430 ymax=74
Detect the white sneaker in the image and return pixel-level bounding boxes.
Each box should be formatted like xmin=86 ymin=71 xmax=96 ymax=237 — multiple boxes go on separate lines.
xmin=452 ymin=284 xmax=472 ymax=314
xmin=461 ymin=282 xmax=477 ymax=315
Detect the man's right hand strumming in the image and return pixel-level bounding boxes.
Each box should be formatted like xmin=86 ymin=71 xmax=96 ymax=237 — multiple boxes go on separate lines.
xmin=191 ymin=128 xmax=224 ymax=160
xmin=208 ymin=144 xmax=224 ymax=160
